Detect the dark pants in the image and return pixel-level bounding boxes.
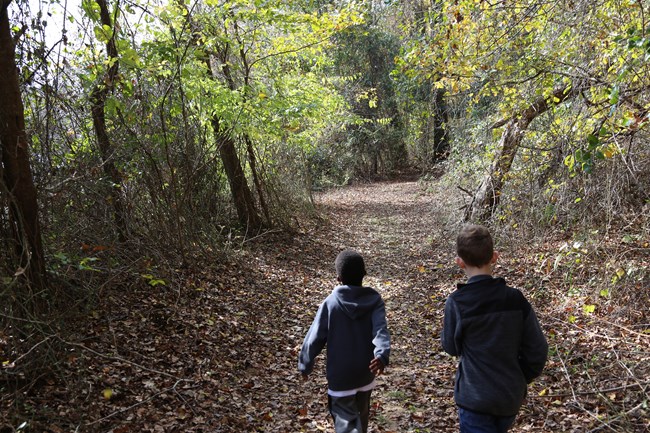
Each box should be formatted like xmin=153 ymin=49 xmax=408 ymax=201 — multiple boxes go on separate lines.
xmin=458 ymin=407 xmax=516 ymax=433
xmin=328 ymin=390 xmax=372 ymax=433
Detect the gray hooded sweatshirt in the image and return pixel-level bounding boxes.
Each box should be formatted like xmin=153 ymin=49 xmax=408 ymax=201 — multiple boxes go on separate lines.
xmin=298 ymin=285 xmax=390 ymax=391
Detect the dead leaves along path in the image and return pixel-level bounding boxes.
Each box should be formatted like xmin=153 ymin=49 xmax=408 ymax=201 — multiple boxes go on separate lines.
xmin=54 ymin=179 xmax=463 ymax=432
xmin=20 ymin=180 xmax=647 ymax=432
xmin=221 ymin=179 xmax=476 ymax=431
xmin=216 ymin=180 xmax=461 ymax=432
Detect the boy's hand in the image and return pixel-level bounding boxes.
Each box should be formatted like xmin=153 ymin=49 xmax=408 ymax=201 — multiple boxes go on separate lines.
xmin=369 ymin=357 xmax=385 ymax=375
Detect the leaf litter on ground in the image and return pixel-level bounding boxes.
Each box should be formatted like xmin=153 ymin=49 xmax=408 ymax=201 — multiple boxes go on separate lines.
xmin=1 ymin=179 xmax=648 ymax=432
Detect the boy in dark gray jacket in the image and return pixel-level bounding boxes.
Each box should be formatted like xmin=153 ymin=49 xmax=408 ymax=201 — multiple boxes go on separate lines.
xmin=442 ymin=225 xmax=548 ymax=433
xmin=299 ymin=249 xmax=390 ymax=433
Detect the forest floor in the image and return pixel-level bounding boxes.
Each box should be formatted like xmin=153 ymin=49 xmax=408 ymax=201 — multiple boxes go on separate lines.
xmin=2 ymin=179 xmax=650 ymax=432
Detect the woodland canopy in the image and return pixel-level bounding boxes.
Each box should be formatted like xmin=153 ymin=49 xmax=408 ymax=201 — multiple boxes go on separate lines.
xmin=1 ymin=0 xmax=649 ymax=431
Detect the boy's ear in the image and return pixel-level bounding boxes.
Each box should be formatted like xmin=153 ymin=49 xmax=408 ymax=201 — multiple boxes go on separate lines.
xmin=455 ymin=256 xmax=466 ymax=269
xmin=491 ymin=251 xmax=499 ymax=264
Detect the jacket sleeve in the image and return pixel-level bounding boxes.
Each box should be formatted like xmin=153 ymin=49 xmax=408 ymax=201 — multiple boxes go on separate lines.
xmin=441 ymin=296 xmax=461 ymax=356
xmin=519 ymin=306 xmax=548 ymax=383
xmin=298 ymin=301 xmax=329 ymax=375
xmin=371 ymin=299 xmax=391 ymax=366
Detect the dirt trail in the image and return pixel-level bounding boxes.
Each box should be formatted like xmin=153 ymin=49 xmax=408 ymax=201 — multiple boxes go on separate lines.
xmin=212 ymin=179 xmax=551 ymax=432
xmin=197 ymin=179 xmax=647 ymax=433
xmin=227 ymin=179 xmax=474 ymax=432
xmin=297 ymin=180 xmax=459 ymax=432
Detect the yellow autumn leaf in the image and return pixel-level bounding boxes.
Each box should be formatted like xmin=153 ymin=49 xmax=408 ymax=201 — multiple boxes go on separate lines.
xmin=538 ymin=388 xmax=548 ymax=396
xmin=103 ymin=388 xmax=113 ymax=400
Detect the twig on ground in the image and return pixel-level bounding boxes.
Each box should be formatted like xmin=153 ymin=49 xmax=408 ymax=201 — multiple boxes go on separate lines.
xmin=556 ymin=344 xmax=621 ymax=432
xmin=54 ymin=335 xmax=187 ymax=380
xmin=456 ymin=185 xmax=473 ymax=196
xmin=241 ymin=228 xmax=283 ymax=244
xmin=541 ymin=380 xmax=650 ymax=398
xmin=587 ymin=401 xmax=647 ymax=433
xmin=85 ymin=379 xmax=197 ymax=426
xmin=7 ymin=335 xmax=53 ymax=367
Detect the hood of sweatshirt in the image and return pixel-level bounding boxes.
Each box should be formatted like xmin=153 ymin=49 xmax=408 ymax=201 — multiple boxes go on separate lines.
xmin=332 ymin=285 xmax=381 ymax=320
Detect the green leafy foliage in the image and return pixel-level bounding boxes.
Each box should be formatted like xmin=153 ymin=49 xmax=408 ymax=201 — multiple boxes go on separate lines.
xmin=141 ymin=273 xmax=167 ymax=287
xmin=311 ymin=18 xmax=410 ymax=181
xmin=389 ymin=0 xmax=650 ymax=227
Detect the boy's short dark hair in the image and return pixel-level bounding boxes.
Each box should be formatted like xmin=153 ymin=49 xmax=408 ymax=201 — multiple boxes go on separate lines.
xmin=456 ymin=224 xmax=494 ymax=267
xmin=335 ymin=249 xmax=366 ymax=285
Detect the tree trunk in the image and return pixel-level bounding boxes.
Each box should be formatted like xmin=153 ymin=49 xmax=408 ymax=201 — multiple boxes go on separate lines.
xmin=207 ymin=42 xmax=262 ymax=231
xmin=432 ymin=88 xmax=449 ymax=160
xmin=212 ymin=118 xmax=262 ymax=230
xmin=244 ymin=135 xmax=270 ymax=225
xmin=90 ymin=0 xmax=127 ymax=242
xmin=0 ymin=0 xmax=47 ymax=292
xmin=465 ymin=86 xmax=576 ymax=222
xmin=182 ymin=6 xmax=264 ymax=232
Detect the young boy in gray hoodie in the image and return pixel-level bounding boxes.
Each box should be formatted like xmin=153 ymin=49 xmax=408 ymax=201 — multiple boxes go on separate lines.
xmin=299 ymin=249 xmax=390 ymax=433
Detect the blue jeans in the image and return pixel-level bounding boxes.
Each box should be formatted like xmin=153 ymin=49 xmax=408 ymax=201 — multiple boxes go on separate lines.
xmin=458 ymin=407 xmax=516 ymax=433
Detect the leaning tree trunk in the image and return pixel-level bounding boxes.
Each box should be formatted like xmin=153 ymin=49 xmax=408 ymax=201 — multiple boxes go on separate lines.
xmin=208 ymin=41 xmax=263 ymax=231
xmin=465 ymin=86 xmax=577 ymax=222
xmin=244 ymin=135 xmax=271 ymax=225
xmin=237 ymin=41 xmax=271 ymax=226
xmin=90 ymin=0 xmax=127 ymax=242
xmin=0 ymin=0 xmax=47 ymax=293
xmin=212 ymin=118 xmax=262 ymax=230
xmin=183 ymin=7 xmax=264 ymax=232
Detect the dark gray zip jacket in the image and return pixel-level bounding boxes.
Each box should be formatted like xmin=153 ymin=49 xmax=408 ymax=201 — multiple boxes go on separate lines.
xmin=298 ymin=285 xmax=390 ymax=391
xmin=441 ymin=276 xmax=548 ymax=416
